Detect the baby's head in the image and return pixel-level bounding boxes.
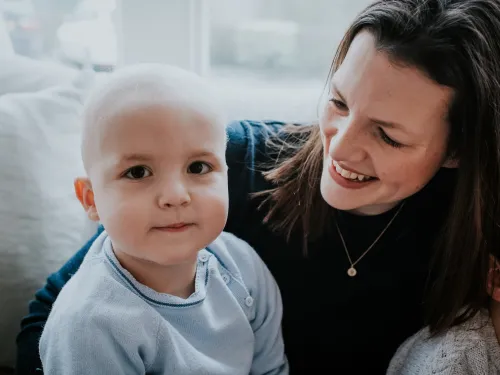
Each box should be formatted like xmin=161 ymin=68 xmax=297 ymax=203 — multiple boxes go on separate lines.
xmin=75 ymin=64 xmax=228 ymax=266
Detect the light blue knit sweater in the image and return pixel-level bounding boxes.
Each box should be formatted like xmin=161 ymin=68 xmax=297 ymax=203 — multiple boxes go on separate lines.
xmin=39 ymin=231 xmax=288 ymax=375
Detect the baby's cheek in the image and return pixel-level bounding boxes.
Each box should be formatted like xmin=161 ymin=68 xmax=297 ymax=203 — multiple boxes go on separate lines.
xmin=203 ymin=179 xmax=228 ymax=209
xmin=203 ymin=193 xmax=228 ymax=230
xmin=104 ymin=200 xmax=146 ymax=246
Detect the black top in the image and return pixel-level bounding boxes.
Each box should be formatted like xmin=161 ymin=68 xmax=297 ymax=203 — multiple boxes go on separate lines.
xmin=16 ymin=120 xmax=456 ymax=374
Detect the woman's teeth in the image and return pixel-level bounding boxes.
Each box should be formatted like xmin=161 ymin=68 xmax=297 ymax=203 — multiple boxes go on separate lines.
xmin=333 ymin=161 xmax=372 ymax=182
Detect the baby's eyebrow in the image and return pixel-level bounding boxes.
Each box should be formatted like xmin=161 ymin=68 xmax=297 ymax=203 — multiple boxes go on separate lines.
xmin=190 ymin=150 xmax=216 ymax=158
xmin=119 ymin=153 xmax=154 ymax=163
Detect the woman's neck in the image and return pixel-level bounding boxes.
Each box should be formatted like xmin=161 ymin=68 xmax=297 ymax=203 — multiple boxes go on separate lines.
xmin=348 ymin=200 xmax=402 ymax=216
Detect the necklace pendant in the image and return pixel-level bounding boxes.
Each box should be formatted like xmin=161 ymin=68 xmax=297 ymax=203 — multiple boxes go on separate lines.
xmin=347 ymin=267 xmax=357 ymax=277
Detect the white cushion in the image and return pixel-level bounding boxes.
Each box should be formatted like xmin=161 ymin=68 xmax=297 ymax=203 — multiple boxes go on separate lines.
xmin=0 ymin=3 xmax=14 ymax=58
xmin=0 ymin=69 xmax=95 ymax=368
xmin=0 ymin=55 xmax=78 ymax=96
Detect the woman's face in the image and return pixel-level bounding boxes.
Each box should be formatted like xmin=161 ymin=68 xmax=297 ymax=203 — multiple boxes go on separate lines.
xmin=319 ymin=31 xmax=455 ymax=215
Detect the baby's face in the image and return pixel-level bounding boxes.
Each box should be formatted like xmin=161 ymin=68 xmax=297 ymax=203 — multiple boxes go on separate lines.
xmin=88 ymin=103 xmax=228 ymax=266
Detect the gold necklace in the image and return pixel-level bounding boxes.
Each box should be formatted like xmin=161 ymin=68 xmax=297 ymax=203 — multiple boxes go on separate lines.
xmin=335 ymin=202 xmax=406 ymax=277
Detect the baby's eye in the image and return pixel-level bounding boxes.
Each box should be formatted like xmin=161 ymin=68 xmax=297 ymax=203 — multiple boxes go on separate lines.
xmin=188 ymin=161 xmax=212 ymax=175
xmin=124 ymin=166 xmax=152 ymax=180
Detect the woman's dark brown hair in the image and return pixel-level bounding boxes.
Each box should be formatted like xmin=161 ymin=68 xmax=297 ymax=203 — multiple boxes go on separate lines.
xmin=258 ymin=0 xmax=500 ymax=334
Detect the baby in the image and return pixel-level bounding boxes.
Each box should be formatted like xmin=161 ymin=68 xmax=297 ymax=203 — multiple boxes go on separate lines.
xmin=39 ymin=64 xmax=288 ymax=375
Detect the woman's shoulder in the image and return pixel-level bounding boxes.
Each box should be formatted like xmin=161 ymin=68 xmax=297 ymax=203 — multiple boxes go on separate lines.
xmin=226 ymin=119 xmax=287 ymax=168
xmin=225 ymin=119 xmax=309 ymax=189
xmin=224 ymin=119 xmax=303 ymax=237
xmin=225 ymin=119 xmax=288 ymax=200
xmin=226 ymin=119 xmax=286 ymax=138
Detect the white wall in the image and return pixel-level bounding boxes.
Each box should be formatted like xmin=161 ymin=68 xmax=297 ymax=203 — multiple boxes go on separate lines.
xmin=115 ymin=0 xmax=209 ymax=75
xmin=112 ymin=0 xmax=323 ymax=123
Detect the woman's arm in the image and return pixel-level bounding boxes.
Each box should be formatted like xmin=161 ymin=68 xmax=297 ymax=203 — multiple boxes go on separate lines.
xmin=15 ymin=226 xmax=104 ymax=375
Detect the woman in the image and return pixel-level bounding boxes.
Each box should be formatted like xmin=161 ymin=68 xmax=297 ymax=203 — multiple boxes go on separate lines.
xmin=16 ymin=0 xmax=500 ymax=373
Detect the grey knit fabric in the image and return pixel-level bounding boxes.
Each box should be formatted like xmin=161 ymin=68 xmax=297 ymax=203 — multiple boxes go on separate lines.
xmin=387 ymin=310 xmax=500 ymax=375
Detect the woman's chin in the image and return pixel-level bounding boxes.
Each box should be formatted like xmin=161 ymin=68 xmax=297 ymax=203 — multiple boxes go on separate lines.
xmin=319 ymin=175 xmax=393 ymax=215
xmin=320 ymin=178 xmax=362 ymax=212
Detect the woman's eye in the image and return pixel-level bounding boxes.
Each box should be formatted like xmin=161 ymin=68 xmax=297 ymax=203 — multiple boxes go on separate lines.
xmin=188 ymin=161 xmax=212 ymax=175
xmin=124 ymin=166 xmax=152 ymax=179
xmin=329 ymin=98 xmax=348 ymax=111
xmin=378 ymin=128 xmax=403 ymax=148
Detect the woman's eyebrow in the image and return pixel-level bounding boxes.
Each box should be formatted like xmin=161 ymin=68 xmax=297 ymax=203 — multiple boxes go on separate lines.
xmin=331 ymin=83 xmax=347 ymax=103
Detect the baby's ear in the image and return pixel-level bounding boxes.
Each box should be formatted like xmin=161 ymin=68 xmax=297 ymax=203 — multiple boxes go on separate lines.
xmin=74 ymin=177 xmax=100 ymax=222
xmin=487 ymin=256 xmax=500 ymax=302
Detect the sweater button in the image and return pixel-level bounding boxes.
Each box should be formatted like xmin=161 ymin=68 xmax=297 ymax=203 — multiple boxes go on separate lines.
xmin=222 ymin=273 xmax=231 ymax=284
xmin=199 ymin=253 xmax=209 ymax=262
xmin=245 ymin=296 xmax=254 ymax=307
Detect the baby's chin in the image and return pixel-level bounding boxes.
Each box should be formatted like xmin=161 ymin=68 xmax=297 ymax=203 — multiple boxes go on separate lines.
xmin=112 ymin=241 xmax=199 ymax=266
xmin=131 ymin=246 xmax=204 ymax=268
xmin=126 ymin=231 xmax=214 ymax=262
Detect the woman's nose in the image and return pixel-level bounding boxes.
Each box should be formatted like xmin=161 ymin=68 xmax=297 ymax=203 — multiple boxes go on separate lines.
xmin=325 ymin=117 xmax=367 ymax=163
